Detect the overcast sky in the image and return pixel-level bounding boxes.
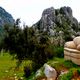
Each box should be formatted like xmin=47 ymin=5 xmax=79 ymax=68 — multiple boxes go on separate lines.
xmin=0 ymin=0 xmax=80 ymax=26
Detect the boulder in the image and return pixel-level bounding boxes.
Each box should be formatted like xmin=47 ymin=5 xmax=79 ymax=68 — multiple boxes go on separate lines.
xmin=64 ymin=41 xmax=76 ymax=49
xmin=73 ymin=36 xmax=80 ymax=46
xmin=77 ymin=44 xmax=80 ymax=50
xmin=64 ymin=48 xmax=80 ymax=65
xmin=44 ymin=64 xmax=57 ymax=80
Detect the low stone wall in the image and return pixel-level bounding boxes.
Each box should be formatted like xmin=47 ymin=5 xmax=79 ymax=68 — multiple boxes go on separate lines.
xmin=64 ymin=48 xmax=80 ymax=65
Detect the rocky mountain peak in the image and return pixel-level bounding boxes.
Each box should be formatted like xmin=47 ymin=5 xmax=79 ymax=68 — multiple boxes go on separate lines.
xmin=42 ymin=7 xmax=55 ymax=16
xmin=60 ymin=6 xmax=72 ymax=16
xmin=33 ymin=6 xmax=80 ymax=45
xmin=0 ymin=7 xmax=14 ymax=27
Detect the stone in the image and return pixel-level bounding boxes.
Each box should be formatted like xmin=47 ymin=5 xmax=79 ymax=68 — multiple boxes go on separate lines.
xmin=73 ymin=36 xmax=80 ymax=46
xmin=64 ymin=36 xmax=80 ymax=65
xmin=44 ymin=64 xmax=57 ymax=80
xmin=64 ymin=41 xmax=76 ymax=49
xmin=77 ymin=44 xmax=80 ymax=51
xmin=49 ymin=29 xmax=56 ymax=36
xmin=64 ymin=48 xmax=80 ymax=65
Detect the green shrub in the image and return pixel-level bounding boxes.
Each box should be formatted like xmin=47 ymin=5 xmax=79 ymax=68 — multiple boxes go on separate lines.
xmin=59 ymin=68 xmax=80 ymax=80
xmin=63 ymin=60 xmax=78 ymax=68
xmin=23 ymin=60 xmax=34 ymax=78
xmin=77 ymin=68 xmax=80 ymax=75
xmin=59 ymin=69 xmax=73 ymax=80
xmin=50 ymin=45 xmax=64 ymax=58
xmin=54 ymin=47 xmax=64 ymax=57
xmin=45 ymin=47 xmax=53 ymax=59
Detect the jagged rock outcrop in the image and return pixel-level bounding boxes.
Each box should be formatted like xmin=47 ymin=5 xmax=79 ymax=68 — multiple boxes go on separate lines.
xmin=33 ymin=6 xmax=80 ymax=46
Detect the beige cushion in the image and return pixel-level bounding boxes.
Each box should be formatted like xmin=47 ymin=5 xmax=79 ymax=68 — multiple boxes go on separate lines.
xmin=64 ymin=41 xmax=76 ymax=49
xmin=73 ymin=36 xmax=80 ymax=46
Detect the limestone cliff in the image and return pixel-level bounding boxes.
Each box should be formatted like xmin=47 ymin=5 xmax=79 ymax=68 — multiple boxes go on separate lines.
xmin=33 ymin=6 xmax=80 ymax=45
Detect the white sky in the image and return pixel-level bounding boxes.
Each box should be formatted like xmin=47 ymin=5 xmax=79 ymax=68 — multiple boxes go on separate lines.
xmin=0 ymin=0 xmax=80 ymax=26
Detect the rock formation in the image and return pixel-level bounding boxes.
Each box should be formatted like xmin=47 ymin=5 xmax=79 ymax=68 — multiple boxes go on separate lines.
xmin=33 ymin=6 xmax=80 ymax=46
xmin=44 ymin=64 xmax=57 ymax=80
xmin=64 ymin=41 xmax=76 ymax=49
xmin=64 ymin=36 xmax=80 ymax=65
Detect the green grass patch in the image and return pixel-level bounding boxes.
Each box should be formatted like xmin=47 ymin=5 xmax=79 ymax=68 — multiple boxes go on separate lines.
xmin=0 ymin=52 xmax=80 ymax=80
xmin=47 ymin=57 xmax=79 ymax=71
xmin=59 ymin=68 xmax=80 ymax=80
xmin=0 ymin=52 xmax=33 ymax=79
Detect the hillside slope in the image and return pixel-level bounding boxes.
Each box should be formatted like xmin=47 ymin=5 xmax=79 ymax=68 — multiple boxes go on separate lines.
xmin=0 ymin=7 xmax=14 ymax=27
xmin=0 ymin=7 xmax=14 ymax=44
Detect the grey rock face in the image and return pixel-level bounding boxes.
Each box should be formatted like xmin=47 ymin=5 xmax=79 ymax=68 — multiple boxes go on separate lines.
xmin=0 ymin=17 xmax=4 ymax=26
xmin=49 ymin=29 xmax=56 ymax=36
xmin=60 ymin=6 xmax=72 ymax=17
xmin=41 ymin=7 xmax=55 ymax=31
xmin=0 ymin=7 xmax=14 ymax=27
xmin=33 ymin=6 xmax=79 ymax=44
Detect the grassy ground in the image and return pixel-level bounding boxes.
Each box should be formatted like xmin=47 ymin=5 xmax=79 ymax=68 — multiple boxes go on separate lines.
xmin=33 ymin=57 xmax=80 ymax=80
xmin=0 ymin=52 xmax=80 ymax=80
xmin=47 ymin=57 xmax=79 ymax=71
xmin=0 ymin=52 xmax=29 ymax=80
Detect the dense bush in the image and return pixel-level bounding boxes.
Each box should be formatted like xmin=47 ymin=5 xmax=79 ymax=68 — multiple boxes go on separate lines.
xmin=59 ymin=69 xmax=73 ymax=80
xmin=50 ymin=45 xmax=64 ymax=58
xmin=54 ymin=47 xmax=64 ymax=57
